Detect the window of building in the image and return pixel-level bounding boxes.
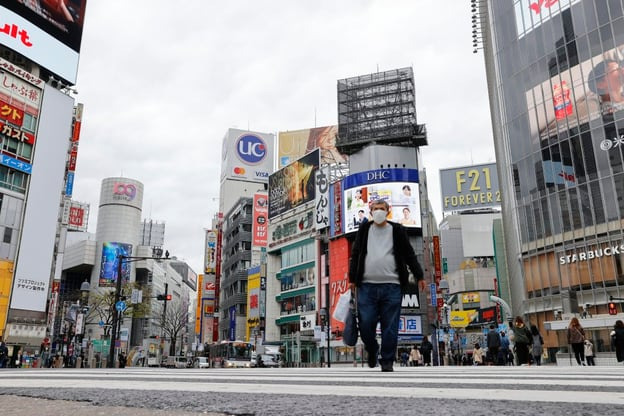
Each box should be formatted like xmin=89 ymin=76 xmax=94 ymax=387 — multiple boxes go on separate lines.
xmin=21 ymin=113 xmax=37 ymax=132
xmin=3 ymin=227 xmax=11 ymax=244
xmin=18 ymin=142 xmax=32 ymax=160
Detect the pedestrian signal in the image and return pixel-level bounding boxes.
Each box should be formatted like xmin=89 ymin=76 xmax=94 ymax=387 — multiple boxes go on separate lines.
xmin=608 ymin=302 xmax=617 ymax=315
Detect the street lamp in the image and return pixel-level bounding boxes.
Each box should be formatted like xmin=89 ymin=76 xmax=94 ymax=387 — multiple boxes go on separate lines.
xmin=108 ymin=249 xmax=169 ymax=368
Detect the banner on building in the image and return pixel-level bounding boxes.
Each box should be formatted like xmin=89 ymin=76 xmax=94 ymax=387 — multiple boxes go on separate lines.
xmin=252 ymin=193 xmax=268 ymax=247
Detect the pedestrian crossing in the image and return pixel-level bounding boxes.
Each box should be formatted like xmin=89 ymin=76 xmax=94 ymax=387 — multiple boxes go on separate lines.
xmin=1 ymin=365 xmax=623 ymax=406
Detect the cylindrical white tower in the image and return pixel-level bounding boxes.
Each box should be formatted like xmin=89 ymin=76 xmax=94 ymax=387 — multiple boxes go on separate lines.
xmin=89 ymin=177 xmax=144 ymax=290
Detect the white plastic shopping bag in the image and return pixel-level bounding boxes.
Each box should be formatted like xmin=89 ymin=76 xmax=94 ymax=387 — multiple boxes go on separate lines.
xmin=333 ymin=289 xmax=351 ymax=323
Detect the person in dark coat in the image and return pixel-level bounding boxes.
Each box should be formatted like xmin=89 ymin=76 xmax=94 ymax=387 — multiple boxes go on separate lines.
xmin=612 ymin=320 xmax=624 ymax=363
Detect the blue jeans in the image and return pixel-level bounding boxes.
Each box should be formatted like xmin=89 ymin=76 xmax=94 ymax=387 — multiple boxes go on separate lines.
xmin=357 ymin=283 xmax=402 ymax=365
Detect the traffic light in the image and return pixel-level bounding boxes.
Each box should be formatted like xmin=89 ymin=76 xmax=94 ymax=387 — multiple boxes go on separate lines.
xmin=608 ymin=302 xmax=618 ymax=315
xmin=157 ymin=294 xmax=172 ymax=301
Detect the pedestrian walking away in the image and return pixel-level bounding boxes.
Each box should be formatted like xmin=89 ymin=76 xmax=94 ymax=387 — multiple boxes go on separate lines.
xmin=420 ymin=337 xmax=433 ymax=366
xmin=612 ymin=320 xmax=624 ymax=364
xmin=567 ymin=317 xmax=586 ymax=365
xmin=584 ymin=339 xmax=595 ymax=366
xmin=499 ymin=331 xmax=511 ymax=365
xmin=530 ymin=324 xmax=544 ymax=366
xmin=349 ymin=199 xmax=425 ymax=372
xmin=486 ymin=324 xmax=500 ymax=365
xmin=511 ymin=316 xmax=533 ymax=365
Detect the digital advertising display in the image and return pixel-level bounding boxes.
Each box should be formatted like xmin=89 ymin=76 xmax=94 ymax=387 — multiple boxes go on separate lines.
xmin=0 ymin=2 xmax=87 ymax=84
xmin=98 ymin=242 xmax=132 ymax=288
xmin=268 ymin=148 xmax=319 ymax=219
xmin=278 ymin=125 xmax=347 ymax=167
xmin=342 ymin=168 xmax=420 ymax=234
xmin=523 ymin=35 xmax=624 ymax=154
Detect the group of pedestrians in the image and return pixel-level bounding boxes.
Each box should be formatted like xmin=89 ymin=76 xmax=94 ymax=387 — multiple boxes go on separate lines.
xmin=399 ymin=338 xmax=434 ymax=367
xmin=567 ymin=317 xmax=624 ymax=366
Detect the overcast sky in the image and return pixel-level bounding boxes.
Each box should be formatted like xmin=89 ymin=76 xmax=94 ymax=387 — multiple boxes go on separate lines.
xmin=71 ymin=0 xmax=495 ymax=274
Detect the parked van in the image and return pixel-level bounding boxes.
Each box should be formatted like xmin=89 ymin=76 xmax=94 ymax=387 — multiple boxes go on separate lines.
xmin=165 ymin=356 xmax=187 ymax=368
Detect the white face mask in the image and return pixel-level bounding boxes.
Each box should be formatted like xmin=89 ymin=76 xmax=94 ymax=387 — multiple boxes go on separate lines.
xmin=372 ymin=209 xmax=387 ymax=224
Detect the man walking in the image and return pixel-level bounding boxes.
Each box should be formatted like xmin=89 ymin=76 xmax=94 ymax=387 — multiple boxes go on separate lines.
xmin=486 ymin=324 xmax=501 ymax=365
xmin=349 ymin=199 xmax=425 ymax=372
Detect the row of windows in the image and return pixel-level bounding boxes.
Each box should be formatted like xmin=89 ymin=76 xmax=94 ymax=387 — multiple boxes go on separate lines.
xmin=1 ymin=135 xmax=33 ymax=161
xmin=281 ymin=242 xmax=315 ymax=269
xmin=0 ymin=166 xmax=28 ymax=193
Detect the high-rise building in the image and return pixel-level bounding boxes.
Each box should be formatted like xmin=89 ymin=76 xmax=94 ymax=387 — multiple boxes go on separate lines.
xmin=0 ymin=2 xmax=88 ymax=359
xmin=479 ymin=0 xmax=624 ymax=354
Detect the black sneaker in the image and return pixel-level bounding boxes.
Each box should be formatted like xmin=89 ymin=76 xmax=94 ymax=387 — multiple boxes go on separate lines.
xmin=367 ymin=350 xmax=377 ymax=368
xmin=381 ymin=363 xmax=394 ymax=372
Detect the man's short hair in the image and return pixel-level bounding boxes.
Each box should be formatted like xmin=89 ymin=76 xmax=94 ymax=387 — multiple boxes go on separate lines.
xmin=370 ymin=199 xmax=389 ymax=211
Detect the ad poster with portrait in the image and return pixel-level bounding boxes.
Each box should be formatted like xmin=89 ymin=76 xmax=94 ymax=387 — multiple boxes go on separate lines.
xmin=278 ymin=125 xmax=347 ymax=168
xmin=343 ymin=181 xmax=420 ymax=234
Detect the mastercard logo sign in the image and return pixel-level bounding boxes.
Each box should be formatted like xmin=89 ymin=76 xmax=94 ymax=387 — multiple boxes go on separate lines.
xmin=234 ymin=167 xmax=246 ymax=175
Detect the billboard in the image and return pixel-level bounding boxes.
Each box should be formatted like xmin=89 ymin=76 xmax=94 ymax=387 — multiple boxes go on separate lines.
xmin=278 ymin=125 xmax=347 ymax=167
xmin=252 ymin=193 xmax=268 ymax=247
xmin=439 ymin=163 xmax=500 ymax=212
xmin=10 ymin=85 xmax=72 ymax=312
xmin=342 ymin=168 xmax=420 ymax=234
xmin=314 ymin=165 xmax=330 ymax=230
xmin=525 ymin=40 xmax=624 ymax=149
xmin=61 ymin=199 xmax=89 ymax=231
xmin=246 ymin=266 xmax=261 ymax=339
xmin=0 ymin=3 xmax=87 ymax=84
xmin=220 ymin=128 xmax=274 ymax=183
xmin=268 ymin=148 xmax=319 ymax=219
xmin=98 ymin=242 xmax=132 ymax=288
xmin=204 ymin=230 xmax=217 ymax=273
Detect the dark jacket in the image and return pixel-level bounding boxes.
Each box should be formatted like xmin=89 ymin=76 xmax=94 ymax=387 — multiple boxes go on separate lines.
xmin=486 ymin=330 xmax=501 ymax=348
xmin=348 ymin=220 xmax=423 ymax=292
xmin=613 ymin=326 xmax=624 ymax=362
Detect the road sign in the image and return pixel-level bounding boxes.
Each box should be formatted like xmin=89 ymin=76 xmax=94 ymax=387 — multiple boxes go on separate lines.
xmin=99 ymin=320 xmax=105 ymax=327
xmin=115 ymin=300 xmax=126 ymax=312
xmin=430 ymin=283 xmax=437 ymax=307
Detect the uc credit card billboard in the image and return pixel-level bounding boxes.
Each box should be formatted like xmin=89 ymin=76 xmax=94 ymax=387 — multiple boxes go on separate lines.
xmin=220 ymin=128 xmax=274 ymax=183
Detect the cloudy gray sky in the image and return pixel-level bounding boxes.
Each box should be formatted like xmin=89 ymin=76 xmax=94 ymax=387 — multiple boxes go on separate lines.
xmin=72 ymin=0 xmax=495 ymax=273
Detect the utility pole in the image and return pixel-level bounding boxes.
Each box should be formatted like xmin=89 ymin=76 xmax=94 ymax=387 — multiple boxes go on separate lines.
xmin=108 ymin=254 xmax=125 ymax=368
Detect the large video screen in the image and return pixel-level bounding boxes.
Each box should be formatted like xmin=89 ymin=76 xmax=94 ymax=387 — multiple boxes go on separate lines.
xmin=3 ymin=0 xmax=87 ymax=52
xmin=343 ymin=181 xmax=420 ymax=234
xmin=268 ymin=149 xmax=319 ymax=219
xmin=99 ymin=242 xmax=132 ymax=287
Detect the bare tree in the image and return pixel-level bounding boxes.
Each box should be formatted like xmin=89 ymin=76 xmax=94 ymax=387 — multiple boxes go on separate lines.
xmin=156 ymin=300 xmax=188 ymax=356
xmin=84 ymin=283 xmax=152 ymax=337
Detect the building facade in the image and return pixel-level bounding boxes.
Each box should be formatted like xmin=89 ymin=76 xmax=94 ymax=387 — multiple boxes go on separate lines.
xmin=481 ymin=0 xmax=624 ymax=354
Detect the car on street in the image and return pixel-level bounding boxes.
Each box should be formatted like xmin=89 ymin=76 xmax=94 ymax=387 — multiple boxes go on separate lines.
xmin=165 ymin=356 xmax=188 ymax=368
xmin=254 ymin=354 xmax=280 ymax=368
xmin=192 ymin=357 xmax=210 ymax=368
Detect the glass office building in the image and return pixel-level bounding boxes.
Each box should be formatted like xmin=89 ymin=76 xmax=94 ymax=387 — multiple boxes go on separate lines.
xmin=482 ymin=0 xmax=624 ymax=352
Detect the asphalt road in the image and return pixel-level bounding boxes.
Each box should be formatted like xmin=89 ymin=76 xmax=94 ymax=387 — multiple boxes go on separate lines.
xmin=1 ymin=365 xmax=623 ymax=415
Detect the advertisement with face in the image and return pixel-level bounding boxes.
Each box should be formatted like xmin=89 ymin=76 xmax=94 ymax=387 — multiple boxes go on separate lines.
xmin=98 ymin=242 xmax=132 ymax=287
xmin=278 ymin=125 xmax=347 ymax=167
xmin=343 ymin=180 xmax=420 ymax=234
xmin=526 ymin=43 xmax=624 ymax=144
xmin=268 ymin=149 xmax=319 ymax=219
